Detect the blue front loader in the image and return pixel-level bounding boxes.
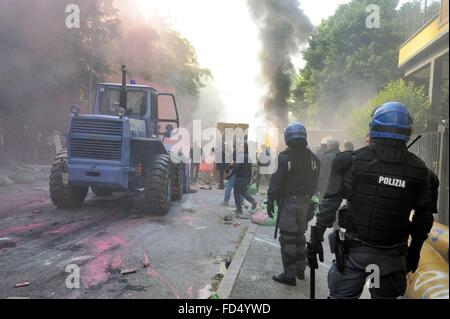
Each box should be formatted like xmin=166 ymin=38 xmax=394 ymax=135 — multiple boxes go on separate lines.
xmin=49 ymin=74 xmax=188 ymax=215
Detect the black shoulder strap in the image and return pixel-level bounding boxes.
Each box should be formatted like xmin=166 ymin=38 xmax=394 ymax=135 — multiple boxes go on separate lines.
xmin=354 ymin=158 xmax=379 ymax=177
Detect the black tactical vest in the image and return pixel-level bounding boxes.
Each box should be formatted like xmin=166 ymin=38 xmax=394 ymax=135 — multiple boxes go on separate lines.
xmin=284 ymin=148 xmax=320 ymax=197
xmin=346 ymin=142 xmax=429 ymax=246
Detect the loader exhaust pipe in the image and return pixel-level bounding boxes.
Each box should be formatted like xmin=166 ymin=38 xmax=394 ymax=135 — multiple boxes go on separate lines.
xmin=120 ymin=65 xmax=128 ymax=111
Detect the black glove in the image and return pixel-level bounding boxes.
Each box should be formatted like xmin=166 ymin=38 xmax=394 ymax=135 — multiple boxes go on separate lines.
xmin=307 ymin=199 xmax=318 ymax=222
xmin=266 ymin=200 xmax=275 ymax=219
xmin=407 ymin=240 xmax=424 ymax=273
xmin=307 ymin=225 xmax=325 ymax=269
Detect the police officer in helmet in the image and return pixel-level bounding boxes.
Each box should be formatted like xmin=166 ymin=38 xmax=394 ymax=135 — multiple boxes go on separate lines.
xmin=267 ymin=122 xmax=320 ymax=286
xmin=307 ymin=102 xmax=435 ymax=299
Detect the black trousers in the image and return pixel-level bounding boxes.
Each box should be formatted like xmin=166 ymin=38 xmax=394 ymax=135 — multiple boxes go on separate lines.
xmin=328 ymin=245 xmax=407 ymax=299
xmin=190 ymin=163 xmax=199 ymax=183
xmin=278 ymin=196 xmax=310 ymax=278
xmin=234 ymin=177 xmax=255 ymax=213
xmin=218 ymin=166 xmax=225 ymax=189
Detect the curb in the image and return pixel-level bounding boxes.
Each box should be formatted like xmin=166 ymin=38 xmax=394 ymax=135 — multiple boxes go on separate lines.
xmin=216 ymin=223 xmax=258 ymax=299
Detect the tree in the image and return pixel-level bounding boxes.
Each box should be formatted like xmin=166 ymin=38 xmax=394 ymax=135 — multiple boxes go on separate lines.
xmin=346 ymin=80 xmax=431 ymax=142
xmin=107 ymin=7 xmax=210 ymax=98
xmin=292 ymin=0 xmax=411 ymax=127
xmin=0 ymin=0 xmax=209 ymax=162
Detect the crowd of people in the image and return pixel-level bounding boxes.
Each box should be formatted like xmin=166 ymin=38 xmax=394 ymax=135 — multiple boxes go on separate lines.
xmin=188 ymin=135 xmax=356 ymax=221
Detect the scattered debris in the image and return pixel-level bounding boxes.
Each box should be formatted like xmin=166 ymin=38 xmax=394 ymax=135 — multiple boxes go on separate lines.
xmin=15 ymin=282 xmax=30 ymax=288
xmin=198 ymin=284 xmax=213 ymax=299
xmin=32 ymin=210 xmax=41 ymax=214
xmin=224 ymin=257 xmax=232 ymax=269
xmin=236 ymin=214 xmax=250 ymax=220
xmin=0 ymin=240 xmax=16 ymax=250
xmin=182 ymin=207 xmax=196 ymax=214
xmin=211 ymin=278 xmax=221 ymax=291
xmin=143 ymin=260 xmax=151 ymax=268
xmin=232 ymin=222 xmax=241 ymax=228
xmin=251 ymin=211 xmax=277 ymax=226
xmin=223 ymin=214 xmax=233 ymax=222
xmin=121 ymin=268 xmax=137 ymax=275
xmin=6 ymin=162 xmax=35 ymax=184
xmin=208 ymin=293 xmax=220 ymax=299
xmin=214 ymin=273 xmax=224 ymax=280
xmin=0 ymin=176 xmax=14 ymax=187
xmin=218 ymin=262 xmax=227 ymax=277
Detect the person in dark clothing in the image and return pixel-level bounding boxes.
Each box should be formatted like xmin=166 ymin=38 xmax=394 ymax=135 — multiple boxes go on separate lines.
xmin=232 ymin=142 xmax=257 ymax=218
xmin=267 ymin=122 xmax=320 ymax=286
xmin=318 ymin=138 xmax=340 ymax=201
xmin=217 ymin=164 xmax=225 ymax=189
xmin=215 ymin=146 xmax=228 ymax=190
xmin=429 ymin=169 xmax=440 ymax=214
xmin=344 ymin=141 xmax=355 ymax=152
xmin=256 ymin=145 xmax=271 ymax=193
xmin=308 ymin=102 xmax=435 ymax=299
xmin=190 ymin=143 xmax=201 ymax=184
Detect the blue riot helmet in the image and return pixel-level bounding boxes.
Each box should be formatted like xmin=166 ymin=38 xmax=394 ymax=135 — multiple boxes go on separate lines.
xmin=369 ymin=102 xmax=414 ymax=142
xmin=284 ymin=122 xmax=307 ymax=145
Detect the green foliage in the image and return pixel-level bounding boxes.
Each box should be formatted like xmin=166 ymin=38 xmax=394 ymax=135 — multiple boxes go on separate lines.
xmin=292 ymin=0 xmax=412 ymax=127
xmin=346 ymin=80 xmax=430 ymax=141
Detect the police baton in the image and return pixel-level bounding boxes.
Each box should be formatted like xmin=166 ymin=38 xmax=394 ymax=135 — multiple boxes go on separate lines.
xmin=310 ymin=264 xmax=316 ymax=300
xmin=274 ymin=211 xmax=280 ymax=239
xmin=407 ymin=135 xmax=422 ymax=149
xmin=306 ymin=242 xmax=316 ymax=300
xmin=273 ymin=189 xmax=284 ymax=239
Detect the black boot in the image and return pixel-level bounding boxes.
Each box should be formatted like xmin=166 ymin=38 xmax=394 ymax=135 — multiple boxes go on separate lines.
xmin=272 ymin=273 xmax=296 ymax=286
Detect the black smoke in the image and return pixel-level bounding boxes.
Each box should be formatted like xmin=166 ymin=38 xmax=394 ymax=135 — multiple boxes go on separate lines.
xmin=248 ymin=0 xmax=313 ymax=127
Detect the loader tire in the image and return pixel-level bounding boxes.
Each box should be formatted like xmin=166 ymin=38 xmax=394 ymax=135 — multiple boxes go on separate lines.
xmin=49 ymin=150 xmax=88 ymax=209
xmin=144 ymin=154 xmax=172 ymax=215
xmin=171 ymin=163 xmax=184 ymax=201
xmin=91 ymin=187 xmax=114 ymax=197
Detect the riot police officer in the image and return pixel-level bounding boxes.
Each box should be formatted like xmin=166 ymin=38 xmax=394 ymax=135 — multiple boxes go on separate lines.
xmin=307 ymin=102 xmax=435 ymax=299
xmin=267 ymin=122 xmax=320 ymax=286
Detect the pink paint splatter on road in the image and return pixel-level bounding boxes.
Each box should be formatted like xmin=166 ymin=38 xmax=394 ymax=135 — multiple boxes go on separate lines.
xmin=187 ymin=286 xmax=194 ymax=299
xmin=196 ymin=199 xmax=209 ymax=210
xmin=172 ymin=215 xmax=194 ymax=225
xmin=144 ymin=251 xmax=181 ymax=299
xmin=0 ymin=223 xmax=46 ymax=236
xmin=81 ymin=235 xmax=125 ymax=288
xmin=0 ymin=191 xmax=49 ymax=216
xmin=47 ymin=220 xmax=91 ymax=235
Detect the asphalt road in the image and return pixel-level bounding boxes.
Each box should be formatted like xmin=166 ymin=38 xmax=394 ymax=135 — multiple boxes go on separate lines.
xmin=0 ymin=169 xmax=250 ymax=299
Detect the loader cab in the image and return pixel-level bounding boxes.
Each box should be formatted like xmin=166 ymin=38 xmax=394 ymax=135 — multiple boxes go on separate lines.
xmin=93 ymin=83 xmax=179 ymax=139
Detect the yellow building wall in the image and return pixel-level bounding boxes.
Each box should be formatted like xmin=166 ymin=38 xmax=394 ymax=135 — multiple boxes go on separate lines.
xmin=399 ymin=18 xmax=449 ymax=66
xmin=406 ymin=223 xmax=449 ymax=299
